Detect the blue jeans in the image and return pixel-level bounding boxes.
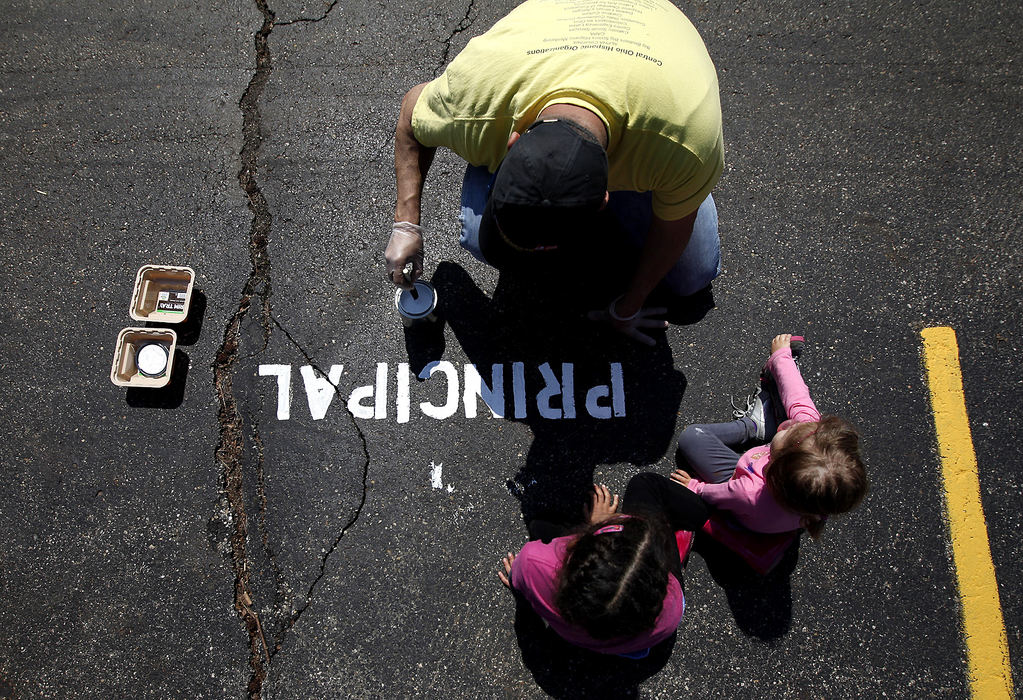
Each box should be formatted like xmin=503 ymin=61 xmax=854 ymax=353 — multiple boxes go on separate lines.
xmin=458 ymin=164 xmax=721 ymax=296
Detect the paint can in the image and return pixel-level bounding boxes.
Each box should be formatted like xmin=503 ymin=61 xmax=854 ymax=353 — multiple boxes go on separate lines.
xmin=136 ymin=341 xmax=170 ymax=378
xmin=395 ymin=280 xmax=438 ymax=326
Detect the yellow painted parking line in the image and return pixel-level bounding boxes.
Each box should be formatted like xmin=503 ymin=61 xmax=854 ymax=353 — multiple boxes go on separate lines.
xmin=922 ymin=327 xmax=1014 ymax=699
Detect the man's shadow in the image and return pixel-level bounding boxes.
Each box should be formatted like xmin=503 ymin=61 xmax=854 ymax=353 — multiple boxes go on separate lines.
xmin=431 ymin=259 xmax=687 ymax=522
xmin=419 ymin=258 xmax=707 ymax=693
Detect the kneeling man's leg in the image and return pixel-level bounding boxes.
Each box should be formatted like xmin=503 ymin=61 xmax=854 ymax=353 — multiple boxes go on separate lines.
xmin=458 ymin=164 xmax=495 ymax=264
xmin=609 ymin=192 xmax=721 ymax=296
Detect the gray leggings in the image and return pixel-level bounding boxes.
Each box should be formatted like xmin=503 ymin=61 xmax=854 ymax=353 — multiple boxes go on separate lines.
xmin=676 ymin=419 xmax=758 ymax=484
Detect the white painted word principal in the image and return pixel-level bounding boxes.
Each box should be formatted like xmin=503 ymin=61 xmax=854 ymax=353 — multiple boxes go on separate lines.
xmin=258 ymin=361 xmax=626 ymax=422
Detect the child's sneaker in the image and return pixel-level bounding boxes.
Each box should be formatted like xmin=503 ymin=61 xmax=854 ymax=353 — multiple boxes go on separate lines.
xmin=730 ymin=388 xmax=759 ymax=418
xmin=758 ymin=372 xmax=785 ymax=426
xmin=731 ymin=389 xmax=767 ymax=441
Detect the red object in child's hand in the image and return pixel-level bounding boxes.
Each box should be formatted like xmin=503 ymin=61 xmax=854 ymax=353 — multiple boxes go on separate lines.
xmin=789 ymin=335 xmax=804 ymax=359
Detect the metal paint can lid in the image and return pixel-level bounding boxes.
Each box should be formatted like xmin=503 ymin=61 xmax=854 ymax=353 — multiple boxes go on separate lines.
xmin=136 ymin=342 xmax=170 ymax=378
xmin=395 ymin=280 xmax=438 ymax=320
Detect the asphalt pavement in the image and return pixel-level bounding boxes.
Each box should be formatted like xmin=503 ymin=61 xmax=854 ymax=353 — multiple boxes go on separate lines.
xmin=1 ymin=0 xmax=1021 ymax=698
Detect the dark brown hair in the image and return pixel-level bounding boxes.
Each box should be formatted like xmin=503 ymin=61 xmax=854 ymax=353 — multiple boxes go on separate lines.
xmin=554 ymin=515 xmax=672 ymax=640
xmin=765 ymin=416 xmax=869 ymax=538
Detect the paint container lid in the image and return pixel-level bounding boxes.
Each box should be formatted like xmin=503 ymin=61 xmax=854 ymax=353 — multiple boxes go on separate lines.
xmin=136 ymin=341 xmax=170 ymax=378
xmin=395 ymin=280 xmax=438 ymax=320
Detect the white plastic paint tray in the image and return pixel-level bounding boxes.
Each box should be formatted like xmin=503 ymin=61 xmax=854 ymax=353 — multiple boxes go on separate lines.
xmin=128 ymin=264 xmax=195 ymax=322
xmin=109 ymin=327 xmax=178 ymax=388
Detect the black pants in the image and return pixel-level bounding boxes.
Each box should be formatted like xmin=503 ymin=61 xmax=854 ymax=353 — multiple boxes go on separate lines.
xmin=526 ymin=472 xmax=709 ymax=580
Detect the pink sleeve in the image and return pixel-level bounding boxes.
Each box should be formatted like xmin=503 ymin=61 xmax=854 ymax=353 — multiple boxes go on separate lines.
xmin=509 ymin=538 xmax=567 ymax=616
xmin=696 ymin=478 xmax=759 ymax=519
xmin=765 ymin=347 xmax=821 ymax=424
xmin=510 ymin=540 xmax=556 ymax=592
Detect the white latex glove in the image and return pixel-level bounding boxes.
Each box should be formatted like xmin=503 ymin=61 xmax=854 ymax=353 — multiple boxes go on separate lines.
xmin=385 ymin=221 xmax=424 ymax=290
xmin=586 ymin=296 xmax=668 ymax=347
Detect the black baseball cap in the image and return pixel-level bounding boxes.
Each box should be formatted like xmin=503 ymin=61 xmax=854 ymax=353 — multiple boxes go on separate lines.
xmin=478 ymin=119 xmax=608 ymax=265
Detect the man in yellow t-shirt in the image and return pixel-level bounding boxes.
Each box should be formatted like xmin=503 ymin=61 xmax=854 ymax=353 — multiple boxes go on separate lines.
xmin=386 ymin=0 xmax=724 ymax=345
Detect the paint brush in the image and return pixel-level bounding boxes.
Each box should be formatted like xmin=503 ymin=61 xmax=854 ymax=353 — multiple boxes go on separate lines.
xmin=402 ymin=262 xmax=419 ymax=299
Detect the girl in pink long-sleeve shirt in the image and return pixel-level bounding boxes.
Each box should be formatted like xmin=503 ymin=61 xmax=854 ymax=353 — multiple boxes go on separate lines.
xmin=671 ymin=334 xmax=868 ymax=538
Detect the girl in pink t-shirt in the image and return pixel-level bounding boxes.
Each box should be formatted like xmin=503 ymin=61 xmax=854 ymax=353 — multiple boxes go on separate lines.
xmin=498 ymin=474 xmax=709 ymax=656
xmin=672 ymin=334 xmax=868 ymax=538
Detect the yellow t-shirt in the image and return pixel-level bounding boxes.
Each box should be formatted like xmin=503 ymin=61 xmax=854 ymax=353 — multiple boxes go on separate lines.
xmin=412 ymin=0 xmax=723 ymax=220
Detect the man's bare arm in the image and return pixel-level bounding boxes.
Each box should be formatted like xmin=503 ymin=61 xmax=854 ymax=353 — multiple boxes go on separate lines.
xmin=385 ymin=83 xmax=437 ymax=288
xmin=394 ymin=83 xmax=436 ymax=224
xmin=615 ymin=210 xmax=698 ymax=318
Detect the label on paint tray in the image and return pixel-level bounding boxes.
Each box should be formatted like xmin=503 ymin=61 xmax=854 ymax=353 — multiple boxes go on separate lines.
xmin=157 ymin=290 xmax=187 ymax=313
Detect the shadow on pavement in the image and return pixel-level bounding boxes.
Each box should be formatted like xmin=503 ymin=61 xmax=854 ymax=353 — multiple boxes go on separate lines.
xmin=124 ymin=348 xmax=189 ymax=409
xmin=693 ymin=532 xmax=799 ymax=641
xmin=513 ymin=594 xmax=674 ymax=699
xmin=431 ymin=260 xmax=687 ymax=523
xmin=409 ymin=255 xmax=722 ymax=686
xmin=402 ymin=310 xmax=447 ymax=377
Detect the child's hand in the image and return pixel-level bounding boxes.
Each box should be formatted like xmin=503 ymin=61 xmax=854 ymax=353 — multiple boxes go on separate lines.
xmin=771 ymin=334 xmax=793 ymax=354
xmin=585 ymin=483 xmax=620 ymax=524
xmin=498 ymin=551 xmax=516 ymax=589
xmin=670 ymin=469 xmax=692 ymax=487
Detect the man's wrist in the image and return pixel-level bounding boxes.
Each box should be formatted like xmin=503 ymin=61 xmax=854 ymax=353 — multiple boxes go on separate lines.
xmin=612 ymin=291 xmax=647 ymax=319
xmin=391 ymin=221 xmax=423 ymax=240
xmin=393 ymin=207 xmax=421 ymax=225
xmin=608 ymin=295 xmax=641 ymax=321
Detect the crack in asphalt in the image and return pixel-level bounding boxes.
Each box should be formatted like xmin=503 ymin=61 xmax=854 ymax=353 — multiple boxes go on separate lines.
xmin=251 ymin=418 xmax=288 ymax=625
xmin=217 ymin=0 xmax=479 ymax=692
xmin=267 ymin=315 xmax=372 ymax=649
xmin=214 ymin=306 xmax=270 ymax=700
xmin=276 ymin=0 xmax=340 ymax=26
xmin=435 ymin=0 xmax=478 ymax=77
xmin=217 ymin=0 xmax=371 ymax=694
xmin=216 ymin=0 xmax=275 ymax=697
